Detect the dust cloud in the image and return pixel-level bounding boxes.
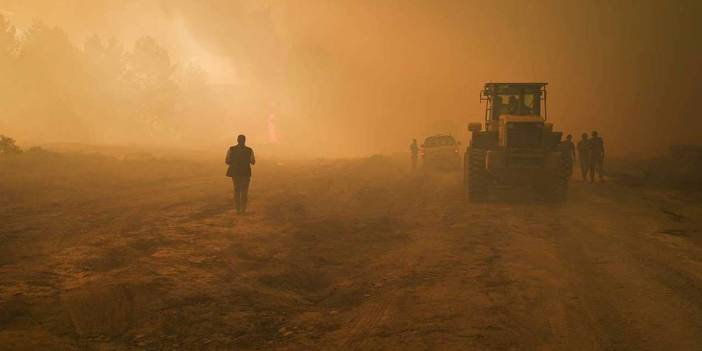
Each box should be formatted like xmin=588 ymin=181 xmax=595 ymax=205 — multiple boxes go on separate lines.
xmin=1 ymin=0 xmax=701 ymax=157
xmin=3 ymin=2 xmax=702 ymax=350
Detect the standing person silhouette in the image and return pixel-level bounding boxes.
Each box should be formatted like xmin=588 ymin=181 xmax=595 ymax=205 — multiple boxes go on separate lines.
xmin=589 ymin=130 xmax=605 ymax=182
xmin=561 ymin=134 xmax=576 ymax=179
xmin=410 ymin=139 xmax=419 ymax=170
xmin=226 ymin=135 xmax=256 ymax=214
xmin=577 ymin=133 xmax=591 ymax=181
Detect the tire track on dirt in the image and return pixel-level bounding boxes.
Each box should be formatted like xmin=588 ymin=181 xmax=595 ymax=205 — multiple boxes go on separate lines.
xmin=546 ymin=183 xmax=702 ymax=350
xmin=330 ymin=173 xmax=455 ymax=350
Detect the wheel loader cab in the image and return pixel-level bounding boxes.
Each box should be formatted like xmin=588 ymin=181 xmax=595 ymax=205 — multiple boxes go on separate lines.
xmin=469 ymin=83 xmax=558 ymax=151
xmin=484 ymin=83 xmax=545 ymax=132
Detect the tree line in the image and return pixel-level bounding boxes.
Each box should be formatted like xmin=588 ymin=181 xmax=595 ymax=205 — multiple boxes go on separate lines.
xmin=0 ymin=15 xmax=229 ymax=146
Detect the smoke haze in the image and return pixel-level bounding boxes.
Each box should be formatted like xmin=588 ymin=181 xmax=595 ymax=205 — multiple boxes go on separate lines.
xmin=1 ymin=0 xmax=700 ymax=157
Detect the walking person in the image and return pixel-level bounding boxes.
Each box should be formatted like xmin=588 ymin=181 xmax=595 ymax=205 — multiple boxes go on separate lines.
xmin=410 ymin=139 xmax=419 ymax=170
xmin=561 ymin=134 xmax=576 ymax=178
xmin=589 ymin=130 xmax=605 ymax=182
xmin=226 ymin=134 xmax=256 ymax=214
xmin=577 ymin=133 xmax=591 ymax=181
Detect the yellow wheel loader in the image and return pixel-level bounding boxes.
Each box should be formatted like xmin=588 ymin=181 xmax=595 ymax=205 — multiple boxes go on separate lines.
xmin=464 ymin=83 xmax=569 ymax=201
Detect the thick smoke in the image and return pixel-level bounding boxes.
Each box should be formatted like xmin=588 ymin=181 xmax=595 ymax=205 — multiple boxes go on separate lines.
xmin=0 ymin=0 xmax=700 ymax=157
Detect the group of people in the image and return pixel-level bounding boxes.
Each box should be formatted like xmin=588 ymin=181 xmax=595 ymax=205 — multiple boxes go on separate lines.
xmin=561 ymin=131 xmax=605 ymax=182
xmin=225 ymin=131 xmax=604 ymax=214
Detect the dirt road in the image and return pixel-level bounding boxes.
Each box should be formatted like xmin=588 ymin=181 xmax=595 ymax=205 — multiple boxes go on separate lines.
xmin=1 ymin=154 xmax=702 ymax=350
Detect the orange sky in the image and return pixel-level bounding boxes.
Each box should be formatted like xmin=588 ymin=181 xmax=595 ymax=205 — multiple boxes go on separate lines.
xmin=1 ymin=0 xmax=700 ymax=156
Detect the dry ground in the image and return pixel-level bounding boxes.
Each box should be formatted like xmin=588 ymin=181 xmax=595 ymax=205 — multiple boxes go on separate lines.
xmin=1 ymin=153 xmax=702 ymax=350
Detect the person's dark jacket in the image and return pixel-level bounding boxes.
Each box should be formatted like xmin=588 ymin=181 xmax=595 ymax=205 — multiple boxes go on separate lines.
xmin=577 ymin=139 xmax=591 ymax=160
xmin=590 ymin=137 xmax=605 ymax=159
xmin=226 ymin=144 xmax=255 ymax=177
xmin=561 ymin=140 xmax=575 ymax=160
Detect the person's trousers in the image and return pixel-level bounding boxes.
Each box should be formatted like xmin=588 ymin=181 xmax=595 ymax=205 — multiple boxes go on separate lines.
xmin=232 ymin=176 xmax=251 ymax=212
xmin=589 ymin=157 xmax=604 ymax=181
xmin=579 ymin=158 xmax=589 ymax=180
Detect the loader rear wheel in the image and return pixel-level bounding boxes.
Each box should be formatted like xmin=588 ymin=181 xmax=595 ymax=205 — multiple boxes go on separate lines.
xmin=465 ymin=148 xmax=488 ymax=201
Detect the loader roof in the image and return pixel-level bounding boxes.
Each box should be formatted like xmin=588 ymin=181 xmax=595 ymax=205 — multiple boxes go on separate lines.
xmin=484 ymin=82 xmax=547 ymax=88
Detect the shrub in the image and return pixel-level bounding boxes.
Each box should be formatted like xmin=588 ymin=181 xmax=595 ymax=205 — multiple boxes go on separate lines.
xmin=0 ymin=135 xmax=22 ymax=155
